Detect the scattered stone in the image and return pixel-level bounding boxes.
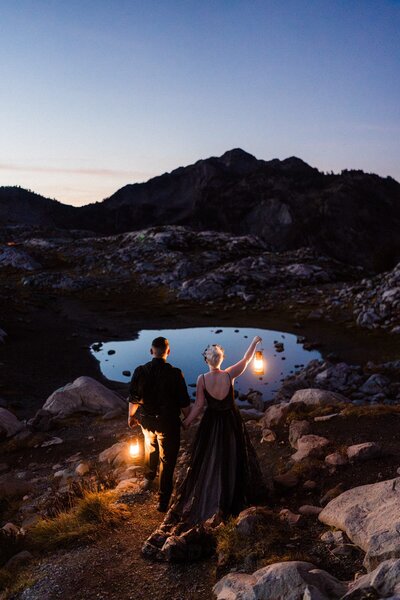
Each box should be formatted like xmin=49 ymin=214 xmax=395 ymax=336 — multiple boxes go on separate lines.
xmin=0 ymin=407 xmax=24 ymax=439
xmin=41 ymin=436 xmax=63 ymax=447
xmin=99 ymin=441 xmax=130 ymax=467
xmin=298 ymin=505 xmax=322 ymax=517
xmin=289 ymin=420 xmax=311 ymax=449
xmin=75 ymin=462 xmax=90 ymax=476
xmin=303 ymin=480 xmax=317 ymax=490
xmin=325 ymin=452 xmax=348 ymax=466
xmin=261 ymin=427 xmax=277 ymax=443
xmin=235 ymin=507 xmax=271 ymax=536
xmin=279 ymin=508 xmax=303 ymax=526
xmin=320 ymin=530 xmax=345 ymax=546
xmin=346 ymin=442 xmax=382 ymax=462
xmin=291 ymin=435 xmax=330 ymax=462
xmin=274 ymin=470 xmax=299 ymax=489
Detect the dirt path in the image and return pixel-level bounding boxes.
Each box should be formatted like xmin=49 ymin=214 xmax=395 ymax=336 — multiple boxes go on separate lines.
xmin=16 ymin=493 xmax=216 ymax=600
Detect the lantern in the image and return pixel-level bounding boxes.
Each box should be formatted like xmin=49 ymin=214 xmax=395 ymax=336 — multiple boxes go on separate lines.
xmin=253 ymin=350 xmax=264 ymax=375
xmin=129 ymin=437 xmax=140 ymax=459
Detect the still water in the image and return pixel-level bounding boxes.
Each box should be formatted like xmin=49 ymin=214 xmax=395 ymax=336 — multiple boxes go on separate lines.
xmin=90 ymin=327 xmax=321 ymax=403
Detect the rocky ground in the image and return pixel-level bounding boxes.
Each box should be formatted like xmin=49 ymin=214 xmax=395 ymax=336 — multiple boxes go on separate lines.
xmin=0 ymin=225 xmax=399 ymax=599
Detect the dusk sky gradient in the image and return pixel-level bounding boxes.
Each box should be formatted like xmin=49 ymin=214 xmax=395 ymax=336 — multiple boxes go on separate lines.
xmin=1 ymin=0 xmax=399 ymax=206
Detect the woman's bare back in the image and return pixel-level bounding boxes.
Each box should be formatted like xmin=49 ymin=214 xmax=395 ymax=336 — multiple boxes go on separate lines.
xmin=202 ymin=370 xmax=231 ymax=400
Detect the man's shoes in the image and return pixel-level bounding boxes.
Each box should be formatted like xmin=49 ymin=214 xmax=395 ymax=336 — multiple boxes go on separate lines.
xmin=140 ymin=478 xmax=153 ymax=492
xmin=157 ymin=500 xmax=169 ymax=513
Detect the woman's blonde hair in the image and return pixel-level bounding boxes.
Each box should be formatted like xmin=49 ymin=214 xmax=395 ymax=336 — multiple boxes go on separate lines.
xmin=202 ymin=344 xmax=224 ymax=367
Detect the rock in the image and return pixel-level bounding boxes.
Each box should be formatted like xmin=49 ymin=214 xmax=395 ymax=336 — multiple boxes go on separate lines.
xmin=213 ymin=561 xmax=347 ymax=600
xmin=0 ymin=247 xmax=41 ymax=270
xmin=359 ymin=374 xmax=390 ymax=395
xmin=0 ymin=408 xmax=24 ymax=438
xmin=261 ymin=427 xmax=277 ymax=443
xmin=0 ymin=328 xmax=7 ymax=344
xmin=0 ymin=475 xmax=33 ymax=499
xmin=161 ymin=525 xmax=216 ymax=562
xmin=320 ymin=484 xmax=345 ymax=505
xmin=298 ymin=505 xmax=322 ymax=516
xmin=5 ymin=550 xmax=33 ymax=570
xmin=279 ymin=508 xmax=303 ymax=526
xmin=291 ymin=435 xmax=330 ymax=462
xmin=346 ymin=442 xmax=381 ymax=462
xmin=240 ymin=408 xmax=264 ymax=421
xmin=2 ymin=522 xmax=20 ymax=535
xmin=42 ymin=376 xmax=126 ymax=418
xmin=343 ymin=558 xmax=400 ymax=599
xmin=261 ymin=402 xmax=289 ymax=428
xmin=236 ymin=507 xmax=271 ymax=536
xmin=319 ymin=477 xmax=400 ymax=570
xmin=289 ymin=388 xmax=349 ymax=407
xmin=289 ymin=420 xmax=311 ymax=449
xmin=115 ymin=479 xmax=141 ymax=494
xmin=320 ymin=530 xmax=345 ymax=546
xmin=99 ymin=441 xmax=130 ymax=467
xmin=274 ymin=470 xmax=299 ymax=489
xmin=303 ymin=480 xmax=317 ymax=490
xmin=75 ymin=462 xmax=90 ymax=476
xmin=325 ymin=452 xmax=348 ymax=466
xmin=102 ymin=407 xmax=124 ymax=420
xmin=41 ymin=436 xmax=63 ymax=447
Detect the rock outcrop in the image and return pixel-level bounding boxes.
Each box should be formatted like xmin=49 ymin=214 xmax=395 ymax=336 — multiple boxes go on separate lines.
xmin=42 ymin=376 xmax=126 ymax=418
xmin=319 ymin=477 xmax=400 ymax=570
xmin=0 ymin=408 xmax=24 ymax=439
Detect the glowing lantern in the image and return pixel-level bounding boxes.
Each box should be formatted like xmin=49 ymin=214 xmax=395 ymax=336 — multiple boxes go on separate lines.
xmin=253 ymin=350 xmax=265 ymax=375
xmin=129 ymin=437 xmax=140 ymax=459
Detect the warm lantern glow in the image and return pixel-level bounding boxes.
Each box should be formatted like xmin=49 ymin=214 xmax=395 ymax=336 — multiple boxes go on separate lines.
xmin=129 ymin=438 xmax=140 ymax=458
xmin=253 ymin=350 xmax=265 ymax=375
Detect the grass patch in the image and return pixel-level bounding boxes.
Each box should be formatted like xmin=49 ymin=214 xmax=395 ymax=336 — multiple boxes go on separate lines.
xmin=0 ymin=569 xmax=36 ymax=598
xmin=29 ymin=490 xmax=129 ymax=551
xmin=340 ymin=404 xmax=400 ymax=418
xmin=216 ymin=512 xmax=302 ymax=570
xmin=285 ymin=403 xmax=345 ymax=424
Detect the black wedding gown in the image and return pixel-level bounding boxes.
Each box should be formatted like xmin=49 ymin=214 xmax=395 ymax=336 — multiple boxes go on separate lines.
xmin=142 ymin=374 xmax=267 ymax=560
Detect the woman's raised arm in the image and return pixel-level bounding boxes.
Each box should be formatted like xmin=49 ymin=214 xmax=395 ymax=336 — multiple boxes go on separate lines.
xmin=226 ymin=336 xmax=262 ymax=379
xmin=183 ymin=374 xmax=206 ymax=428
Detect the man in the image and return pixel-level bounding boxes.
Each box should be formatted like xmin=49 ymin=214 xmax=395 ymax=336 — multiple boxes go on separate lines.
xmin=128 ymin=336 xmax=191 ymax=512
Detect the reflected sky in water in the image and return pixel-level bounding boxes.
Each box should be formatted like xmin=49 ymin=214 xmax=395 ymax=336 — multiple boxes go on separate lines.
xmin=91 ymin=327 xmax=321 ymax=403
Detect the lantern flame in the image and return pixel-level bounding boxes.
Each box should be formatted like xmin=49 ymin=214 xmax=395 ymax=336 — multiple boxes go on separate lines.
xmin=253 ymin=350 xmax=265 ymax=375
xmin=129 ymin=440 xmax=140 ymax=458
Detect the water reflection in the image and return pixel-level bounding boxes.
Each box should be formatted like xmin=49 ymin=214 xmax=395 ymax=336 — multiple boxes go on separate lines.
xmin=91 ymin=327 xmax=321 ymax=404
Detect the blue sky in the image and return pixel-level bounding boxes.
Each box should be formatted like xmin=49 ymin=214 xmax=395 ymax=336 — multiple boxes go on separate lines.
xmin=0 ymin=0 xmax=399 ymax=205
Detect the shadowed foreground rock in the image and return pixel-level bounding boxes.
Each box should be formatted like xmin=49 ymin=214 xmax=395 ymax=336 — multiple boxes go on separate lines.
xmin=319 ymin=477 xmax=400 ymax=570
xmin=213 ymin=560 xmax=347 ymax=600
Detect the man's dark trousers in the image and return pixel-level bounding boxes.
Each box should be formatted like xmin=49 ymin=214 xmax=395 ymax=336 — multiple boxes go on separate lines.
xmin=142 ymin=417 xmax=180 ymax=505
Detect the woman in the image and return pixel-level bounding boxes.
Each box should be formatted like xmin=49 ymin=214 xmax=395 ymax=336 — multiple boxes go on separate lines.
xmin=142 ymin=336 xmax=267 ymax=560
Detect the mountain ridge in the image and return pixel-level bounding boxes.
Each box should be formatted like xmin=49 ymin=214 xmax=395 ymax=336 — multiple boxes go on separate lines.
xmin=1 ymin=149 xmax=400 ymax=270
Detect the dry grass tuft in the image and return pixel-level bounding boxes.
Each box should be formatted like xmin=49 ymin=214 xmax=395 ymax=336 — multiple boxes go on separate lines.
xmin=29 ymin=491 xmax=129 ymax=551
xmin=340 ymin=404 xmax=400 ymax=418
xmin=0 ymin=569 xmax=36 ymax=598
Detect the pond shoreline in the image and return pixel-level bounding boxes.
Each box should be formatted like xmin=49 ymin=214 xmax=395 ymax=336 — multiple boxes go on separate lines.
xmin=0 ymin=284 xmax=398 ymax=418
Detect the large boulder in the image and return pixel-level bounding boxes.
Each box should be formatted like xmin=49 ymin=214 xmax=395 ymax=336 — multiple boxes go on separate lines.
xmin=42 ymin=376 xmax=126 ymax=418
xmin=289 ymin=388 xmax=349 ymax=407
xmin=213 ymin=561 xmax=347 ymax=600
xmin=319 ymin=477 xmax=400 ymax=570
xmin=0 ymin=408 xmax=24 ymax=439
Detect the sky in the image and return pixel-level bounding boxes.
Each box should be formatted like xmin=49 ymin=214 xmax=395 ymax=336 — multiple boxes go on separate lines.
xmin=0 ymin=0 xmax=399 ymax=206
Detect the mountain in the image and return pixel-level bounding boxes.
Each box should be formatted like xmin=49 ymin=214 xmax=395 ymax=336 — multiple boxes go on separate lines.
xmin=0 ymin=186 xmax=77 ymax=228
xmin=1 ymin=149 xmax=400 ymax=270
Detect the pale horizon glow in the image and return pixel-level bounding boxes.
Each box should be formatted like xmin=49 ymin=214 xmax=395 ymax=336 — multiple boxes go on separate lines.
xmin=1 ymin=1 xmax=399 ymax=206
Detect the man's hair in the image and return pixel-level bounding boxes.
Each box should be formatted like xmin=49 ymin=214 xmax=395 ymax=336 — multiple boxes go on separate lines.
xmin=151 ymin=336 xmax=170 ymax=357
